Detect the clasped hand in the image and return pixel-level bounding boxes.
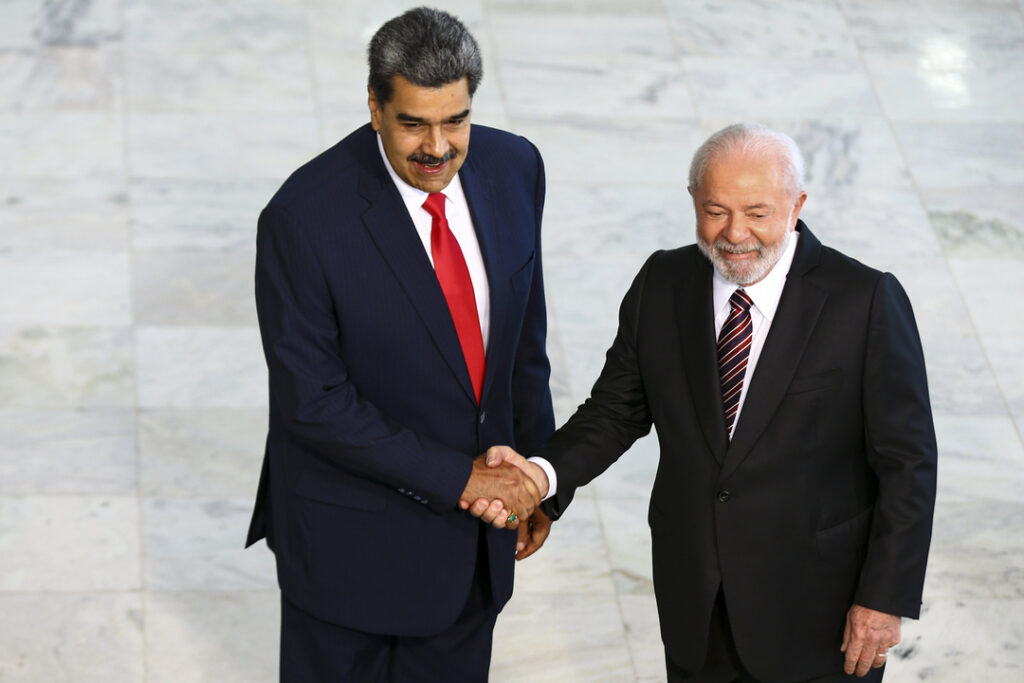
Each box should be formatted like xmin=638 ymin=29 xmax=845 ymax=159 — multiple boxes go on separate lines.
xmin=459 ymin=446 xmax=552 ymax=560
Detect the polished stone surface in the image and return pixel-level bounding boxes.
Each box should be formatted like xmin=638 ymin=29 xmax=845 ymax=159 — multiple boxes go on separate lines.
xmin=1 ymin=1 xmax=1022 ymax=681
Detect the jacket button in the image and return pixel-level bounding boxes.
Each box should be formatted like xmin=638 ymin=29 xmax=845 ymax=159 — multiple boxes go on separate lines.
xmin=479 ymin=411 xmax=486 ymax=424
xmin=717 ymin=490 xmax=731 ymax=503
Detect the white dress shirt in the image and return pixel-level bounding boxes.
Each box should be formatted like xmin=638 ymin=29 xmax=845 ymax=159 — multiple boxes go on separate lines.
xmin=538 ymin=231 xmax=802 ymax=499
xmin=377 ymin=134 xmax=490 ymax=349
xmin=713 ymin=230 xmax=800 ymax=439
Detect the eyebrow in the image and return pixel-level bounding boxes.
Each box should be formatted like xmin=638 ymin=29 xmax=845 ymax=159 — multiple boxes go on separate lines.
xmin=396 ymin=109 xmax=471 ymax=124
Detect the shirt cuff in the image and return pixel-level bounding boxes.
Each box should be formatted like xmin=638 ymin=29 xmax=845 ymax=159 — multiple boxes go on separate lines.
xmin=528 ymin=456 xmax=557 ymax=501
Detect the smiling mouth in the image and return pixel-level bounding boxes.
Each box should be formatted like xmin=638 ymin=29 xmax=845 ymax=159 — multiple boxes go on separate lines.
xmin=409 ymin=151 xmax=456 ymax=173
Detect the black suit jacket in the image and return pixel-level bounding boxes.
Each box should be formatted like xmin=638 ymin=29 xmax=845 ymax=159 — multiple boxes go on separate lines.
xmin=535 ymin=223 xmax=936 ymax=682
xmin=246 ymin=123 xmax=554 ymax=637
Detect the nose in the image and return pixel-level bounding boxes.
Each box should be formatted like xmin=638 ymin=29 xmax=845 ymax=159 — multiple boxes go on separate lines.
xmin=721 ymin=215 xmax=751 ymax=243
xmin=422 ymin=126 xmax=448 ymax=159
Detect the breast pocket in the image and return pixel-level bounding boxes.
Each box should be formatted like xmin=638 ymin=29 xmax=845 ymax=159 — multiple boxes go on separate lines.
xmin=509 ymin=251 xmax=535 ymax=294
xmin=787 ymin=368 xmax=843 ymax=395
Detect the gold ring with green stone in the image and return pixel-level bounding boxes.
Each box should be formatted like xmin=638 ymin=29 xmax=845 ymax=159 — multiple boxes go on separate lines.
xmin=507 ymin=511 xmax=518 ymax=524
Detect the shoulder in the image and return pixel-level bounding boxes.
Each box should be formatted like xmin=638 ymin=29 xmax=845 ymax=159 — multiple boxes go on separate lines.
xmin=467 ymin=124 xmax=542 ymax=167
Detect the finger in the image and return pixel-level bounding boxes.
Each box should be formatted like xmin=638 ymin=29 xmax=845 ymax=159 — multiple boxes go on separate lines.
xmin=480 ymin=499 xmax=505 ymax=524
xmin=843 ymin=639 xmax=863 ymax=676
xmin=467 ymin=498 xmax=490 ymax=518
xmin=516 ymin=517 xmax=551 ymax=561
xmin=855 ymin=648 xmax=875 ymax=678
xmin=872 ymin=651 xmax=887 ymax=669
xmin=516 ymin=520 xmax=529 ymax=552
xmin=840 ymin=619 xmax=851 ymax=653
xmin=458 ymin=499 xmax=470 ymax=510
xmin=493 ymin=509 xmax=518 ymax=530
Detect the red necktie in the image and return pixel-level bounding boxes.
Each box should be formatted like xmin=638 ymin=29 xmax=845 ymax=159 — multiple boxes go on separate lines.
xmin=422 ymin=192 xmax=486 ymax=403
xmin=717 ymin=288 xmax=753 ymax=437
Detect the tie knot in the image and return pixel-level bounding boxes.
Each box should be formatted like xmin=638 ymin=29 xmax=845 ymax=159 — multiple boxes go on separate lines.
xmin=729 ymin=289 xmax=753 ymax=312
xmin=422 ymin=192 xmax=447 ymax=219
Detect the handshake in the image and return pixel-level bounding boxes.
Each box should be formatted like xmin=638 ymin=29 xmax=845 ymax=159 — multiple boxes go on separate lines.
xmin=458 ymin=446 xmax=552 ymax=560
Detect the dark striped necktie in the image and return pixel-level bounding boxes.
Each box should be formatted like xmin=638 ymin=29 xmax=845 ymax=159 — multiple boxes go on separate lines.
xmin=717 ymin=289 xmax=754 ymax=437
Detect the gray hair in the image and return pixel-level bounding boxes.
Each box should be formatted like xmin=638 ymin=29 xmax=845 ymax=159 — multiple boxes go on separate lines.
xmin=367 ymin=7 xmax=483 ymax=105
xmin=688 ymin=123 xmax=806 ymax=197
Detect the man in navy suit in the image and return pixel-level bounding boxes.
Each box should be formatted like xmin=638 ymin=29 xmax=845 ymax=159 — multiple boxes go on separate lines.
xmin=244 ymin=7 xmax=554 ymax=681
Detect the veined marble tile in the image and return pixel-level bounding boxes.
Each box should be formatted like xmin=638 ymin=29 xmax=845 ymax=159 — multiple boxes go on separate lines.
xmin=138 ymin=407 xmax=265 ymax=497
xmin=0 ymin=179 xmax=129 ymax=249
xmin=865 ymin=49 xmax=1024 ymax=122
xmin=0 ymin=326 xmax=134 ymax=408
xmin=306 ymin=0 xmax=486 ymax=53
xmin=683 ymin=57 xmax=880 ymax=119
xmin=132 ymin=248 xmax=256 ymax=326
xmin=667 ymin=0 xmax=858 ymax=57
xmin=489 ymin=10 xmax=676 ymax=61
xmin=883 ymin=261 xmax=976 ymax=341
xmin=595 ymin=496 xmax=655 ymax=596
xmin=556 ymin=325 xmax=623 ymax=405
xmin=124 ymin=45 xmax=314 ymax=114
xmin=949 ymin=259 xmax=1024 ymax=338
xmin=145 ymin=590 xmax=278 ymax=683
xmin=128 ymin=112 xmax=319 ymax=181
xmin=0 ymin=111 xmax=123 ymax=179
xmin=980 ymin=335 xmax=1024 ymax=419
xmin=920 ymin=332 xmax=1007 ymax=415
xmin=500 ymin=55 xmax=695 ymax=122
xmin=0 ymin=0 xmax=121 ymax=49
xmin=0 ymin=592 xmax=143 ymax=683
xmin=487 ymin=0 xmax=665 ymax=11
xmin=512 ymin=119 xmax=703 ymax=185
xmin=136 ymin=326 xmax=266 ymax=408
xmin=492 ymin=590 xmax=636 ymax=681
xmin=123 ymin=0 xmax=305 ymax=51
xmin=934 ymin=413 xmax=1024 ymax=504
xmin=142 ymin=497 xmax=276 ymax=590
xmin=924 ymin=185 xmax=1024 ymax=258
xmin=542 ymin=182 xmax=690 ymax=262
xmin=893 ymin=122 xmax=1024 ymax=188
xmin=618 ymin=592 xmax=666 ymax=682
xmin=842 ymin=0 xmax=1024 ymax=54
xmin=0 ymin=251 xmax=130 ymax=325
xmin=129 ymin=178 xmax=271 ymax=251
xmin=0 ymin=46 xmax=121 ymax=111
xmin=512 ymin=497 xmax=618 ymax=597
xmin=924 ymin=498 xmax=1024 ymax=599
xmin=546 ymin=256 xmax=646 ymax=330
xmin=0 ymin=496 xmax=140 ymax=590
xmin=589 ymin=434 xmax=660 ymax=505
xmin=885 ymin=598 xmax=1024 ymax=681
xmin=0 ymin=408 xmax=135 ymax=494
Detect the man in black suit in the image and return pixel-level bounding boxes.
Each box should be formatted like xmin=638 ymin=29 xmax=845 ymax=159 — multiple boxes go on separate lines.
xmin=245 ymin=7 xmax=554 ymax=681
xmin=481 ymin=124 xmax=937 ymax=682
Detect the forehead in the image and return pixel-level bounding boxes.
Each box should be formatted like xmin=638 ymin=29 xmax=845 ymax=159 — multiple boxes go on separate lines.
xmin=701 ymin=150 xmax=788 ymax=198
xmin=385 ymin=75 xmax=471 ymax=119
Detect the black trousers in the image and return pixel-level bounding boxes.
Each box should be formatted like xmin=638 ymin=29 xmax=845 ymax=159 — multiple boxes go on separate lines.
xmin=280 ymin=527 xmax=498 ymax=682
xmin=666 ymin=591 xmax=884 ymax=683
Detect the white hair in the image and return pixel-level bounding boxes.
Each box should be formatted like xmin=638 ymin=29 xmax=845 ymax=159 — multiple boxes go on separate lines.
xmin=688 ymin=123 xmax=806 ymax=197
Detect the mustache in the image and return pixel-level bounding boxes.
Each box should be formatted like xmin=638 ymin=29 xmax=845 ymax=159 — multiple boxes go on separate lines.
xmin=407 ymin=150 xmax=457 ymax=165
xmin=714 ymin=239 xmax=765 ymax=256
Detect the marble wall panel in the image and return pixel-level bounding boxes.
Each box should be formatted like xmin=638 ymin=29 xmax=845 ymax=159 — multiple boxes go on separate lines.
xmin=500 ymin=55 xmax=695 ymax=122
xmin=546 ymin=254 xmax=658 ymax=330
xmin=307 ymin=0 xmax=487 ymax=53
xmin=0 ymin=0 xmax=121 ymax=49
xmin=0 ymin=496 xmax=140 ymax=590
xmin=588 ymin=434 xmax=660 ymax=503
xmin=0 ymin=326 xmax=134 ymax=408
xmin=0 ymin=179 xmax=130 ymax=250
xmin=885 ymin=261 xmax=977 ymax=341
xmin=129 ymin=178 xmax=272 ymax=251
xmin=492 ymin=591 xmax=636 ymax=681
xmin=125 ymin=45 xmax=314 ymax=114
xmin=919 ymin=332 xmax=1006 ymax=415
xmin=138 ymin=407 xmax=265 ymax=497
xmin=0 ymin=251 xmax=130 ymax=325
xmin=934 ymin=414 xmax=1024 ymax=504
xmin=0 ymin=408 xmax=135 ymax=494
xmin=865 ymin=49 xmax=1024 ymax=122
xmin=683 ymin=57 xmax=880 ymax=119
xmin=667 ymin=0 xmax=858 ymax=57
xmin=0 ymin=592 xmax=143 ymax=683
xmin=842 ymin=0 xmax=1024 ymax=53
xmin=948 ymin=258 xmax=1024 ymax=338
xmin=142 ymin=497 xmax=276 ymax=590
xmin=595 ymin=497 xmax=655 ymax=596
xmin=122 ymin=0 xmax=305 ymax=51
xmin=489 ymin=11 xmax=675 ymax=61
xmin=980 ymin=335 xmax=1024 ymax=419
xmin=132 ymin=248 xmax=256 ymax=326
xmin=923 ymin=185 xmax=1024 ymax=259
xmin=127 ymin=113 xmax=319 ymax=181
xmin=0 ymin=46 xmax=122 ymax=111
xmin=0 ymin=111 xmax=123 ymax=179
xmin=893 ymin=122 xmax=1024 ymax=188
xmin=145 ymin=590 xmax=278 ymax=683
xmin=136 ymin=326 xmax=266 ymax=408
xmin=617 ymin=592 xmax=665 ymax=682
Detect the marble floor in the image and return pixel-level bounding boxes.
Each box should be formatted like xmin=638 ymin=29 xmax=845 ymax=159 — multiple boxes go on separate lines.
xmin=1 ymin=0 xmax=1023 ymax=681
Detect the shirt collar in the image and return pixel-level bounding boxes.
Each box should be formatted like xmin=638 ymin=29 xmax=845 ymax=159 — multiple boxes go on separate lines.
xmin=376 ymin=132 xmax=465 ymax=213
xmin=712 ymin=230 xmax=800 ymax=322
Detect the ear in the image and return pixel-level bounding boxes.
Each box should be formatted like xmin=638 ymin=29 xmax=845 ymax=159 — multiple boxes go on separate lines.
xmin=791 ymin=191 xmax=808 ymax=227
xmin=368 ymin=86 xmax=382 ymax=132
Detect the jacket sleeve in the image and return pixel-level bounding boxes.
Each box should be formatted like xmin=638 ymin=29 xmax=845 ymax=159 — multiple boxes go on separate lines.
xmin=536 ymin=254 xmax=657 ymax=520
xmin=854 ymin=272 xmax=938 ymax=618
xmin=255 ymin=204 xmax=472 ymax=513
xmin=511 ymin=140 xmax=555 ymax=455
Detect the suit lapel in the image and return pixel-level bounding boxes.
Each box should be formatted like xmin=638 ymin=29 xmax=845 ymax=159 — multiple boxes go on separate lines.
xmin=356 ymin=139 xmax=478 ymax=404
xmin=458 ymin=156 xmax=505 ymax=407
xmin=719 ymin=223 xmax=827 ymax=482
xmin=678 ymin=252 xmax=729 ymax=462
